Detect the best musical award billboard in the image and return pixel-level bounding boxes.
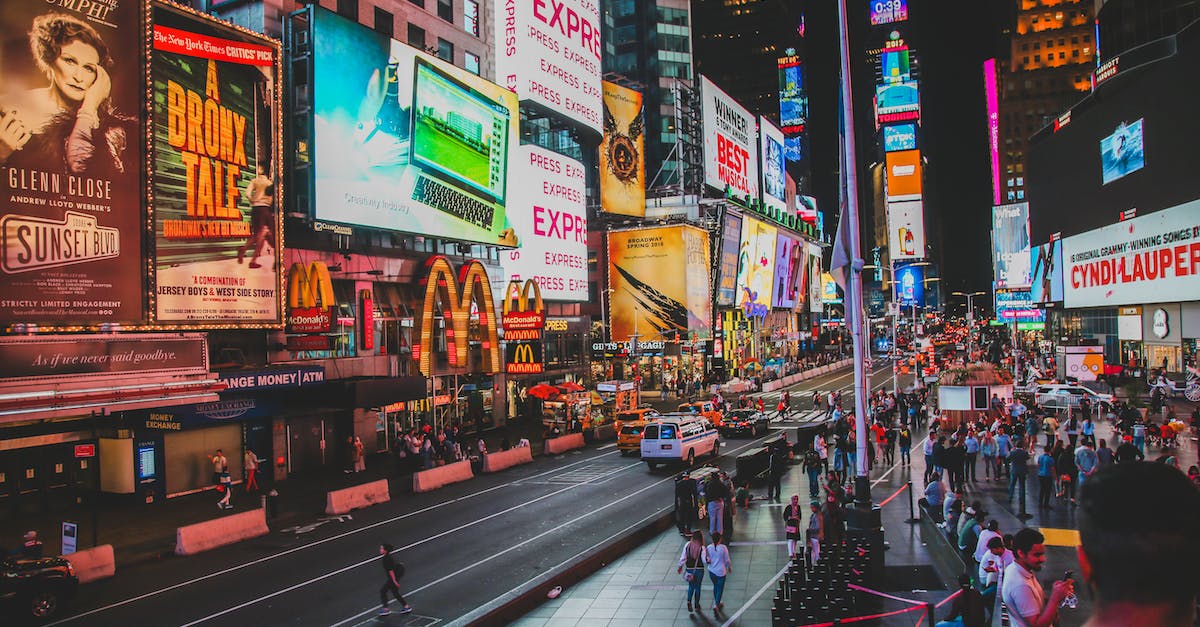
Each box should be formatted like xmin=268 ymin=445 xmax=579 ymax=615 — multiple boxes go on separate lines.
xmin=310 ymin=9 xmax=518 ymax=246
xmin=0 ymin=0 xmax=143 ymax=326
xmin=151 ymin=3 xmax=281 ymax=323
xmin=701 ymin=76 xmax=758 ymax=200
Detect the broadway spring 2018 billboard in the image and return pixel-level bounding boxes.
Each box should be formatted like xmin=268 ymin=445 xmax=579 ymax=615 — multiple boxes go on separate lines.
xmin=0 ymin=0 xmax=143 ymax=326
xmin=151 ymin=3 xmax=281 ymax=323
xmin=310 ymin=8 xmax=519 ymax=247
xmin=607 ymin=226 xmax=711 ymax=343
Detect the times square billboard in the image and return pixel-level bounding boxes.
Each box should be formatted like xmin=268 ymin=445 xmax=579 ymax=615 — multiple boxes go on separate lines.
xmin=701 ymin=76 xmax=759 ymax=201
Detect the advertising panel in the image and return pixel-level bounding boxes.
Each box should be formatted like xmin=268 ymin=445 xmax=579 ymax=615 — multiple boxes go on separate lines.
xmin=983 ymin=59 xmax=1001 ymax=205
xmin=1100 ymin=118 xmax=1145 ymax=185
xmin=1061 ymin=199 xmax=1200 ymax=308
xmin=808 ymin=244 xmax=823 ymax=313
xmin=310 ymin=9 xmax=518 ymax=246
xmin=501 ymin=279 xmax=544 ymax=374
xmin=501 ymin=146 xmax=588 ymax=301
xmin=995 ymin=290 xmax=1044 ymax=322
xmin=886 ymin=200 xmax=925 ymax=259
xmin=599 ymin=81 xmax=645 ymax=216
xmin=893 ymin=262 xmax=924 ymax=307
xmin=881 ymin=49 xmax=910 ymax=84
xmin=821 ymin=272 xmax=842 ymax=305
xmin=152 ymin=4 xmax=281 ymax=323
xmin=494 ymin=0 xmax=602 ymax=133
xmin=1030 ymin=240 xmax=1064 ymax=303
xmin=883 ymin=124 xmax=917 ymax=152
xmin=992 ymin=202 xmax=1032 ymax=289
xmin=607 ymin=226 xmax=711 ymax=343
xmin=772 ymin=233 xmax=802 ymax=309
xmin=0 ymin=0 xmax=143 ymax=326
xmin=715 ymin=213 xmax=743 ymax=307
xmin=734 ymin=217 xmax=777 ymax=318
xmin=759 ymin=117 xmax=787 ymax=213
xmin=701 ymin=76 xmax=759 ymax=200
xmin=875 ymin=80 xmax=919 ymax=115
xmin=885 ymin=149 xmax=922 ymax=198
xmin=778 ymin=54 xmax=807 ymax=164
xmin=0 ymin=334 xmax=207 ymax=380
xmin=870 ymin=0 xmax=908 ymax=25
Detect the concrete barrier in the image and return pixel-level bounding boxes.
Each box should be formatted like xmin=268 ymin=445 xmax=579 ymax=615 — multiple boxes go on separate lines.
xmin=175 ymin=508 xmax=269 ymax=556
xmin=482 ymin=446 xmax=534 ymax=473
xmin=412 ymin=459 xmax=474 ymax=493
xmin=325 ymin=478 xmax=390 ymax=515
xmin=63 ymin=544 xmax=115 ymax=583
xmin=544 ymin=432 xmax=586 ymax=455
xmin=763 ymin=380 xmax=782 ymax=392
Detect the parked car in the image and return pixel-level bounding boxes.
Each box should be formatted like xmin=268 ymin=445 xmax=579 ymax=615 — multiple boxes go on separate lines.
xmin=718 ymin=408 xmax=770 ymax=438
xmin=1033 ymin=384 xmax=1114 ymax=412
xmin=0 ymin=555 xmax=79 ymax=621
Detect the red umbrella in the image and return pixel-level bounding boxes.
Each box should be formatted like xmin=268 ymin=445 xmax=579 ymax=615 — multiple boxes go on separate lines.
xmin=527 ymin=384 xmax=561 ymax=400
xmin=557 ymin=381 xmax=585 ymax=393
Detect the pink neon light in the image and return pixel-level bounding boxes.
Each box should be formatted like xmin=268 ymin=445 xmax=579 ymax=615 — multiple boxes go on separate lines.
xmin=984 ymin=59 xmax=1001 ymax=205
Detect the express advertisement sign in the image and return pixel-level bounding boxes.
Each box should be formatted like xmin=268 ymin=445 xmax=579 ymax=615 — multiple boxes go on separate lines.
xmin=607 ymin=226 xmax=711 ymax=342
xmin=599 ymin=81 xmax=645 ymax=216
xmin=501 ymin=146 xmax=588 ymax=301
xmin=735 ymin=217 xmax=777 ymax=318
xmin=495 ymin=0 xmax=602 ymax=133
xmin=1062 ymin=199 xmax=1200 ymax=308
xmin=715 ymin=213 xmax=743 ymax=307
xmin=151 ymin=4 xmax=282 ymax=324
xmin=759 ymin=117 xmax=787 ymax=213
xmin=992 ymin=202 xmax=1032 ymax=289
xmin=0 ymin=0 xmax=143 ymax=326
xmin=702 ymin=76 xmax=759 ymax=200
xmin=886 ymin=199 xmax=925 ymax=259
xmin=310 ymin=9 xmax=518 ymax=246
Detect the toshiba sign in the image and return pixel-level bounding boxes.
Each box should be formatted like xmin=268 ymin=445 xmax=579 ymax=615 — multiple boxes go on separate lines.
xmin=1062 ymin=200 xmax=1200 ymax=308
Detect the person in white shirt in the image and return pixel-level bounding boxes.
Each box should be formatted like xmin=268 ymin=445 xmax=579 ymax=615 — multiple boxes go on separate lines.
xmin=705 ymin=532 xmax=732 ymax=614
xmin=979 ymin=535 xmax=1014 ymax=606
xmin=1001 ymin=528 xmax=1073 ymax=627
xmin=974 ymin=519 xmax=1002 ymax=563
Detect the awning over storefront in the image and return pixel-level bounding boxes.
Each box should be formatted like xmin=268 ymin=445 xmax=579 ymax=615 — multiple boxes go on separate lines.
xmin=0 ymin=378 xmax=225 ymax=423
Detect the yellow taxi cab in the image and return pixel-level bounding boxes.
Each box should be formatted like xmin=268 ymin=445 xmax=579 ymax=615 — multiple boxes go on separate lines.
xmin=617 ymin=419 xmax=648 ymax=455
xmin=614 ymin=407 xmax=659 ymax=432
xmin=677 ymin=401 xmax=723 ymax=428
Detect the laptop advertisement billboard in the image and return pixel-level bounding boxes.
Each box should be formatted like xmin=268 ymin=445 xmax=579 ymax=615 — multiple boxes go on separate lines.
xmin=310 ymin=9 xmax=518 ymax=246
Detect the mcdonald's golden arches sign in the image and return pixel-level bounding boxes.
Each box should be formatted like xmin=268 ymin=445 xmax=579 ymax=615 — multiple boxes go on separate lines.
xmin=502 ymin=279 xmax=544 ymax=374
xmin=412 ymin=256 xmax=502 ymax=377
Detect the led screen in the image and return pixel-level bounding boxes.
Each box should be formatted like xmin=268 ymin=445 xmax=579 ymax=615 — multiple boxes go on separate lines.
xmin=883 ymin=124 xmax=917 ymax=152
xmin=735 ymin=217 xmax=777 ymax=317
xmin=1029 ymin=240 xmax=1064 ymax=303
xmin=876 ymin=80 xmax=920 ymax=115
xmin=759 ymin=117 xmax=787 ymax=213
xmin=870 ymin=0 xmax=908 ymax=25
xmin=894 ymin=262 xmax=925 ymax=307
xmin=1100 ymin=119 xmax=1145 ymax=185
xmin=992 ymin=202 xmax=1032 ymax=289
xmin=881 ymin=49 xmax=910 ymax=84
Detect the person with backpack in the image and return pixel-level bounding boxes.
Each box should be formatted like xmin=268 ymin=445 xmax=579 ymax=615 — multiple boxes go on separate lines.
xmin=898 ymin=426 xmax=912 ymax=466
xmin=677 ymin=530 xmax=706 ymax=615
xmin=378 ymin=544 xmax=412 ymax=616
xmin=782 ymin=495 xmax=804 ymax=557
xmin=803 ymin=447 xmax=823 ymax=498
xmin=1064 ymin=413 xmax=1080 ymax=449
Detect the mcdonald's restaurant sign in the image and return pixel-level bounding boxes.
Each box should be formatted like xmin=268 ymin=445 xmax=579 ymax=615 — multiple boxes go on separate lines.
xmin=412 ymin=256 xmax=502 ymax=377
xmin=286 ymin=261 xmax=336 ymax=333
xmin=502 ymin=279 xmax=545 ymax=374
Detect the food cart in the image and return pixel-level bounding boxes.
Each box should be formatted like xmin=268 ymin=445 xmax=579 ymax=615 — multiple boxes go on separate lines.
xmin=934 ymin=364 xmax=1014 ymax=431
xmin=542 ymin=392 xmax=592 ymax=431
xmin=593 ymin=380 xmax=640 ymax=427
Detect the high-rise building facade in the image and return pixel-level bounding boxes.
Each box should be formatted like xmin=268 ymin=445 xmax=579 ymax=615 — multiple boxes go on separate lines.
xmin=1096 ymin=0 xmax=1200 ymax=62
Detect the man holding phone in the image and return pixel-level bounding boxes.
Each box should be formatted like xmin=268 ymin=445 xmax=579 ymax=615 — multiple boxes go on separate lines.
xmin=1001 ymin=527 xmax=1074 ymax=627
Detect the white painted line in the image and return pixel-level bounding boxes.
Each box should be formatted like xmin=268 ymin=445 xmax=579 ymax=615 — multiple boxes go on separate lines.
xmin=721 ymin=561 xmax=791 ymax=627
xmin=596 ymin=443 xmax=617 ymax=450
xmin=728 ymin=540 xmax=789 ymax=546
xmin=46 ymin=449 xmax=622 ymax=626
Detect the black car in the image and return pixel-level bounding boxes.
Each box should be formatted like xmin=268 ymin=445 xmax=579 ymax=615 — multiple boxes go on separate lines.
xmin=718 ymin=409 xmax=770 ymax=437
xmin=1 ymin=556 xmax=79 ymax=621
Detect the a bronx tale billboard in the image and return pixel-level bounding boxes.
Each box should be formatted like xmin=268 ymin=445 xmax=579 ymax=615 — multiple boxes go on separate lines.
xmin=0 ymin=0 xmax=143 ymax=326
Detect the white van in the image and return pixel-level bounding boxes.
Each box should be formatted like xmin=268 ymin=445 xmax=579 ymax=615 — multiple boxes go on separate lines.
xmin=640 ymin=414 xmax=720 ymax=469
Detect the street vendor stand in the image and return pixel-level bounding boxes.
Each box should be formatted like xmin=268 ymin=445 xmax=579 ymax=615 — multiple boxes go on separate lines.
xmin=593 ymin=380 xmax=640 ymax=427
xmin=934 ymin=364 xmax=1014 ymax=431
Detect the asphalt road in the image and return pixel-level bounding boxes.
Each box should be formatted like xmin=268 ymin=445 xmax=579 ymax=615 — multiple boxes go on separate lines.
xmin=44 ymin=364 xmax=898 ymax=627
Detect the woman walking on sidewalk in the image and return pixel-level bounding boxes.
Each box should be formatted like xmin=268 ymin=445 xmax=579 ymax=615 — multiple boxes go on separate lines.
xmin=705 ymin=532 xmax=732 ymax=614
xmin=783 ymin=495 xmax=803 ymax=557
xmin=677 ymin=530 xmax=706 ymax=614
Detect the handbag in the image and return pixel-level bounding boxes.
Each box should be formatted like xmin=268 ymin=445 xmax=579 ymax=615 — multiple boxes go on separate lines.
xmin=698 ymin=503 xmax=707 ymax=519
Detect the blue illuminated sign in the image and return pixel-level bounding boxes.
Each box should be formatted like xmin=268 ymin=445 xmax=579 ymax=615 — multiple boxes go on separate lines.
xmin=883 ymin=124 xmax=917 ymax=152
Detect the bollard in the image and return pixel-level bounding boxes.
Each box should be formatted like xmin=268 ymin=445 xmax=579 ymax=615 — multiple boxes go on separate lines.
xmin=906 ymin=480 xmax=917 ymax=524
xmin=262 ymin=489 xmax=279 ymax=519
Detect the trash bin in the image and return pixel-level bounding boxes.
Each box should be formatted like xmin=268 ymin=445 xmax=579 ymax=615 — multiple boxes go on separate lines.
xmin=261 ymin=489 xmax=279 ymax=519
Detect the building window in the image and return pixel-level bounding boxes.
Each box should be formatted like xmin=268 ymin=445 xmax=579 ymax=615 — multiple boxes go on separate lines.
xmin=463 ymin=0 xmax=479 ymax=36
xmin=408 ymin=24 xmax=425 ymax=50
xmin=437 ymin=37 xmax=453 ymax=62
xmin=408 ymin=0 xmax=425 ymax=7
xmin=1022 ymin=56 xmax=1029 ymax=64
xmin=1022 ymin=43 xmax=1029 ymax=50
xmin=337 ymin=0 xmax=358 ymax=20
xmin=1073 ymin=49 xmax=1079 ymax=57
xmin=437 ymin=0 xmax=454 ymax=23
xmin=374 ymin=7 xmax=393 ymax=37
xmin=464 ymin=51 xmax=480 ymax=75
xmin=1034 ymin=42 xmax=1040 ymax=49
xmin=1033 ymin=54 xmax=1040 ymax=62
xmin=1072 ymin=36 xmax=1079 ymax=44
xmin=1017 ymin=190 xmax=1025 ymax=199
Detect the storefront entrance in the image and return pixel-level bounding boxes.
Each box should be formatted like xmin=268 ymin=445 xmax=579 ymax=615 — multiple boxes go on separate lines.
xmin=0 ymin=439 xmax=97 ymax=518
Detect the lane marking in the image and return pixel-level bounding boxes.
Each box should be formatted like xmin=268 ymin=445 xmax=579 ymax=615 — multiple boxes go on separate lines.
xmin=46 ymin=449 xmax=622 ymax=626
xmin=721 ymin=561 xmax=791 ymax=627
xmin=596 ymin=443 xmax=617 ymax=450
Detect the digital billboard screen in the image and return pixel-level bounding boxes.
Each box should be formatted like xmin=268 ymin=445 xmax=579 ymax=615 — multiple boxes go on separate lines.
xmin=599 ymin=81 xmax=645 ymax=216
xmin=894 ymin=262 xmax=925 ymax=307
xmin=310 ymin=9 xmax=518 ymax=245
xmin=996 ymin=290 xmax=1044 ymax=322
xmin=881 ymin=49 xmax=911 ymax=84
xmin=759 ymin=117 xmax=787 ymax=213
xmin=883 ymin=124 xmax=917 ymax=152
xmin=494 ymin=0 xmax=602 ymax=133
xmin=1030 ymin=240 xmax=1064 ymax=303
xmin=151 ymin=4 xmax=282 ymax=324
xmin=885 ymin=149 xmax=922 ymax=198
xmin=715 ymin=213 xmax=743 ymax=307
xmin=778 ymin=58 xmax=808 ymax=128
xmin=984 ymin=59 xmax=1001 ymax=205
xmin=1100 ymin=119 xmax=1145 ymax=185
xmin=876 ymin=80 xmax=920 ymax=115
xmin=992 ymin=202 xmax=1032 ymax=289
xmin=702 ymin=76 xmax=759 ymax=200
xmin=886 ymin=200 xmax=925 ymax=259
xmin=772 ymin=233 xmax=802 ymax=309
xmin=500 ymin=146 xmax=588 ymax=301
xmin=0 ymin=0 xmax=143 ymax=325
xmin=735 ymin=216 xmax=777 ymax=317
xmin=870 ymin=0 xmax=908 ymax=25
xmin=608 ymin=226 xmax=711 ymax=342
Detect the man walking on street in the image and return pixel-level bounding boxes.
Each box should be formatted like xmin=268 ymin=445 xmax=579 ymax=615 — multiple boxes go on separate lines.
xmin=1008 ymin=439 xmax=1030 ymax=506
xmin=1037 ymin=445 xmax=1056 ymax=509
xmin=767 ymin=445 xmax=787 ymax=502
xmin=964 ymin=431 xmax=980 ymax=482
xmin=1074 ymin=439 xmax=1099 ymax=493
xmin=378 ymin=544 xmax=412 ymax=616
